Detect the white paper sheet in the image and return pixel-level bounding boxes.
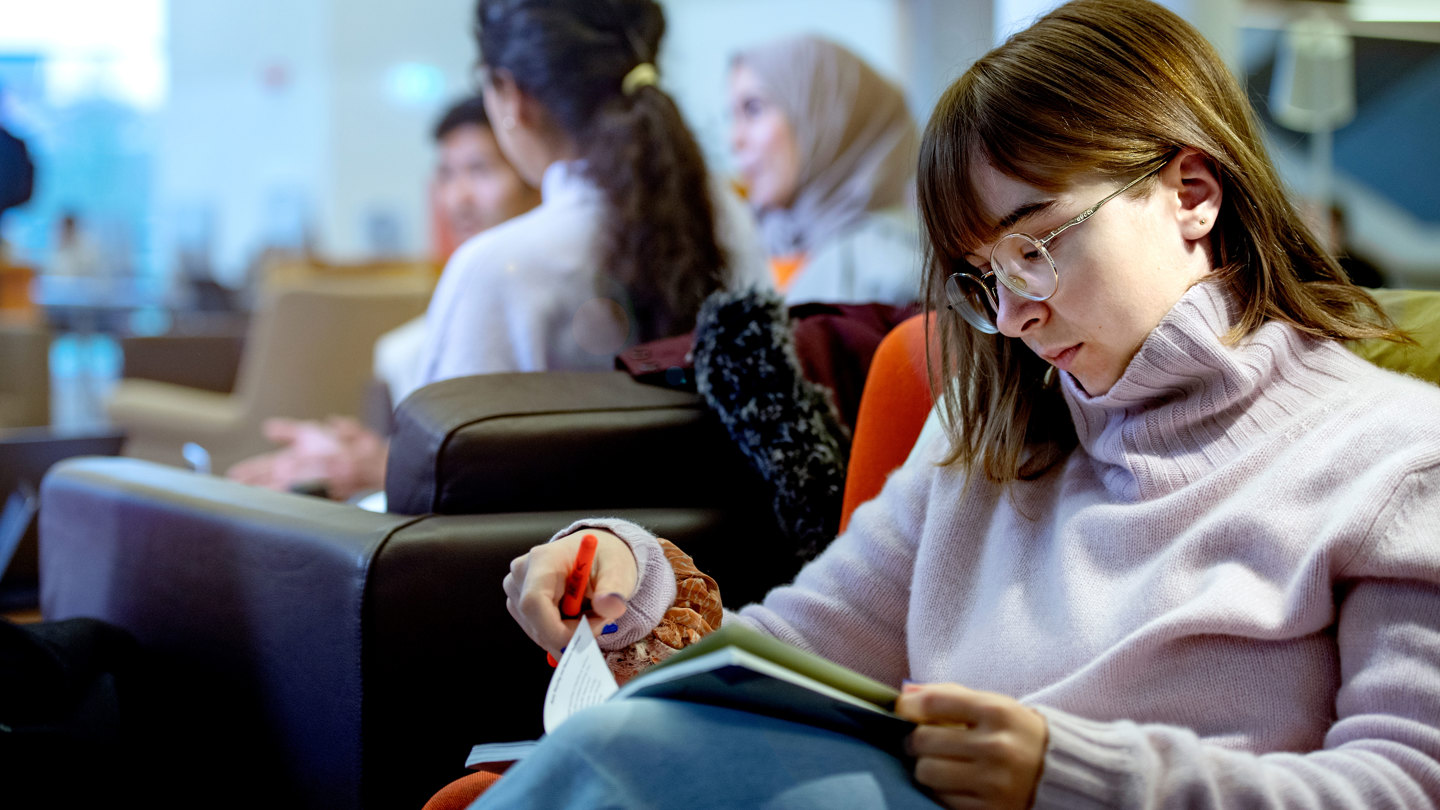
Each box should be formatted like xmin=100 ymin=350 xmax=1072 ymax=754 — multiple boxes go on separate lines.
xmin=541 ymin=618 xmax=619 ymax=733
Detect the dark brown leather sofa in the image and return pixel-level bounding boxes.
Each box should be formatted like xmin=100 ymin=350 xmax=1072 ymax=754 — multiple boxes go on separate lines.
xmin=38 ymin=371 xmax=799 ymax=810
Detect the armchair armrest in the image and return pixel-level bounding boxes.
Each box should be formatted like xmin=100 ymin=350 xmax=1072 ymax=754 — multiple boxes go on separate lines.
xmin=387 ymin=371 xmax=766 ymax=517
xmin=39 ymin=457 xmax=800 ymax=809
xmin=40 ymin=457 xmax=415 ymax=809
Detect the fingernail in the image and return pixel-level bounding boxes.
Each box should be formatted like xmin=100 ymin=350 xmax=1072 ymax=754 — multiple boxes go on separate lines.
xmin=603 ymin=592 xmax=627 ymax=604
xmin=601 ymin=623 xmax=618 ymax=635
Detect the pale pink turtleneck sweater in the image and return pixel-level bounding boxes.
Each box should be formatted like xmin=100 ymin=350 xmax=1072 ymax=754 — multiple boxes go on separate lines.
xmin=564 ymin=281 xmax=1440 ymax=808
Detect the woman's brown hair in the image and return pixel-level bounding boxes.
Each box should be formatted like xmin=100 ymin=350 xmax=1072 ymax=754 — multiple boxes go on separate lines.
xmin=918 ymin=0 xmax=1405 ymax=483
xmin=476 ymin=0 xmax=727 ymax=343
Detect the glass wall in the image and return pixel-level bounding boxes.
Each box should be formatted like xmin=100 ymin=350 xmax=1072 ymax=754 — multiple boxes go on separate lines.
xmin=0 ymin=0 xmax=166 ymax=282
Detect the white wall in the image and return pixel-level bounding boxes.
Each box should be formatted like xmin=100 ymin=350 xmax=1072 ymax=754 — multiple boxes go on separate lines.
xmin=323 ymin=0 xmax=475 ymax=263
xmin=158 ymin=0 xmax=474 ymax=282
xmin=896 ymin=0 xmax=994 ymax=120
xmin=159 ymin=0 xmax=331 ymax=284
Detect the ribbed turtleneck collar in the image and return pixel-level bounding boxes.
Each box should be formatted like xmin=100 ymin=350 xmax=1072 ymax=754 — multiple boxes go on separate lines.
xmin=1059 ymin=281 xmax=1363 ymax=501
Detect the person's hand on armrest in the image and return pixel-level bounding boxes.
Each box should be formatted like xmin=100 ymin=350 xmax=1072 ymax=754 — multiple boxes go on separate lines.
xmin=225 ymin=416 xmax=388 ymax=500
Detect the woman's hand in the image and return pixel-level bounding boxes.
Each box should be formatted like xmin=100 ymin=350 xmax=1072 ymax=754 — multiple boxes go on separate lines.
xmin=895 ymin=682 xmax=1048 ymax=810
xmin=502 ymin=529 xmax=638 ymax=659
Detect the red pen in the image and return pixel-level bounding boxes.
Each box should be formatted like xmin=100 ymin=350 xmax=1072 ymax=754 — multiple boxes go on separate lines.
xmin=560 ymin=533 xmax=599 ymax=619
xmin=547 ymin=533 xmax=599 ymax=666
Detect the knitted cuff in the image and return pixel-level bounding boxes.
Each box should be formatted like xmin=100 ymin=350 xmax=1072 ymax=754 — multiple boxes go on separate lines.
xmin=603 ymin=538 xmax=723 ymax=684
xmin=548 ymin=518 xmax=677 ymax=651
xmin=1030 ymin=706 xmax=1143 ymax=810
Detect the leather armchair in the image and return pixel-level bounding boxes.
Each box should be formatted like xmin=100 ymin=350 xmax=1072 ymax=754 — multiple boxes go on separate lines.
xmin=39 ymin=371 xmax=797 ymax=810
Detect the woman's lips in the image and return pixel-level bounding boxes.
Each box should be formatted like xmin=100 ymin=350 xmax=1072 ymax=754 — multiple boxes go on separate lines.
xmin=1044 ymin=344 xmax=1081 ymax=372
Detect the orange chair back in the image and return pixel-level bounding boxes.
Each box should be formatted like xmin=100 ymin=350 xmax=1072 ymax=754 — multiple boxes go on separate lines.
xmin=838 ymin=313 xmax=936 ymax=532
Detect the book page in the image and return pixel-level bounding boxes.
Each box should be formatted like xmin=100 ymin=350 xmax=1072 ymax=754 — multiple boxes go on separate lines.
xmin=542 ymin=618 xmax=618 ymax=733
xmin=466 ymin=740 xmax=541 ymax=768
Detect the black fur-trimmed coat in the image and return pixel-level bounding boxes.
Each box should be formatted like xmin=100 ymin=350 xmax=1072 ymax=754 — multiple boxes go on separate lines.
xmin=692 ymin=288 xmax=916 ymax=561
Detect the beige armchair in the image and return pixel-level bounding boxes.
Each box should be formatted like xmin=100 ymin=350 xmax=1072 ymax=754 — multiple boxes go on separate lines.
xmin=0 ymin=320 xmax=50 ymax=428
xmin=107 ymin=276 xmax=431 ymax=473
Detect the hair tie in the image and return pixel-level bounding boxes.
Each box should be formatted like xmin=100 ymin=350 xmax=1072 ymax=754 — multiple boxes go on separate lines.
xmin=622 ymin=62 xmax=659 ymax=96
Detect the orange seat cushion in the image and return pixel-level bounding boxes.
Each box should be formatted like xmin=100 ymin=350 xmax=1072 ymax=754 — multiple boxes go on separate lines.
xmin=839 ymin=314 xmax=935 ymax=532
xmin=421 ymin=768 xmax=505 ymax=810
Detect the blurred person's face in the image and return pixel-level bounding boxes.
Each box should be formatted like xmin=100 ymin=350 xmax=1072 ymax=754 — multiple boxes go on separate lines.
xmin=435 ymin=123 xmax=538 ymax=241
xmin=727 ymin=63 xmax=800 ymax=212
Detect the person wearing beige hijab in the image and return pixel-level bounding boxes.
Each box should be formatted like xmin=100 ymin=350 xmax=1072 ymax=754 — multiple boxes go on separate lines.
xmin=729 ymin=35 xmax=922 ymax=306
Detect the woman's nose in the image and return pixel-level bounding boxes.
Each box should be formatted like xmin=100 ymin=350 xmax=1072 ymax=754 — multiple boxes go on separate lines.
xmin=728 ymin=117 xmax=745 ymax=151
xmin=993 ymin=285 xmax=1047 ymax=338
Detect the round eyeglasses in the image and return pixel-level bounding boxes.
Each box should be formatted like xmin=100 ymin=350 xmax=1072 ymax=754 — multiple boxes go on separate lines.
xmin=945 ymin=164 xmax=1164 ymax=334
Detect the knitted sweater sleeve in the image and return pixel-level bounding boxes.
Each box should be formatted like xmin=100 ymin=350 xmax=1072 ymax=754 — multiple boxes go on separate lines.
xmin=1032 ymin=464 xmax=1440 ymax=809
xmin=726 ymin=433 xmax=936 ymax=687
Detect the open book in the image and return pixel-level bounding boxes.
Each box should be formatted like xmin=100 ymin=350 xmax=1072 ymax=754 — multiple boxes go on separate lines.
xmin=467 ymin=621 xmax=913 ymax=768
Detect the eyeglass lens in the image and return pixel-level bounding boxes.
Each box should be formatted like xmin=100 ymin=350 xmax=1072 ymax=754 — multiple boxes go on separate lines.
xmin=991 ymin=234 xmax=1059 ymax=301
xmin=947 ymin=236 xmax=1059 ymax=332
xmin=945 ymin=273 xmax=1000 ymax=334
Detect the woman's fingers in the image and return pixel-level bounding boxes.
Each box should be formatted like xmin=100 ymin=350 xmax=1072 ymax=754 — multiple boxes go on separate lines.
xmin=517 ymin=544 xmax=572 ymax=651
xmin=896 ymin=682 xmax=996 ymax=726
xmin=504 ymin=530 xmax=639 ymax=654
xmin=897 ymin=683 xmax=1048 ymax=810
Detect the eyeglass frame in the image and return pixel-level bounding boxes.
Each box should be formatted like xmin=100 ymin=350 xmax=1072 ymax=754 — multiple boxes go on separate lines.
xmin=946 ymin=162 xmax=1167 ymax=333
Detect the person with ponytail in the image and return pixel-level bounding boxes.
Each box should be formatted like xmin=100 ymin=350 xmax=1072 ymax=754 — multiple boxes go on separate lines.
xmin=487 ymin=1 xmax=1440 ymax=808
xmin=418 ymin=0 xmax=767 ymax=385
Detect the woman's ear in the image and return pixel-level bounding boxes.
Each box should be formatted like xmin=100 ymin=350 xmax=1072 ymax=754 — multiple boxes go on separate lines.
xmin=1171 ymin=147 xmax=1222 ymax=241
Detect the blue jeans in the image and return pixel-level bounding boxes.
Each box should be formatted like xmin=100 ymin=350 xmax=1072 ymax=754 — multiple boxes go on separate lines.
xmin=471 ymin=698 xmax=942 ymax=809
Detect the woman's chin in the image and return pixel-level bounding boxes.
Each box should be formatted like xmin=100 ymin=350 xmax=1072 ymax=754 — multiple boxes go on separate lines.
xmin=1070 ymin=367 xmax=1121 ymax=398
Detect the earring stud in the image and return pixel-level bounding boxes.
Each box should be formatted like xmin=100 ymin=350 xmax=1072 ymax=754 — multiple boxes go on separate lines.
xmin=1199 ymin=218 xmax=1207 ymax=225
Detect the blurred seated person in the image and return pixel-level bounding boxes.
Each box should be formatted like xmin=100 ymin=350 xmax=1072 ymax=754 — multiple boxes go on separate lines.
xmin=227 ymin=95 xmax=542 ymax=499
xmin=50 ymin=213 xmax=103 ymax=278
xmin=729 ymin=35 xmax=922 ymax=306
xmin=374 ymin=95 xmax=544 ymax=405
xmin=230 ymin=0 xmax=769 ymax=500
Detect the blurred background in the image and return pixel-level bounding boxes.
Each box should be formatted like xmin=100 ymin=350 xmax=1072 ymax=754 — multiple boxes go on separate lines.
xmin=0 ymin=0 xmax=1435 ymax=432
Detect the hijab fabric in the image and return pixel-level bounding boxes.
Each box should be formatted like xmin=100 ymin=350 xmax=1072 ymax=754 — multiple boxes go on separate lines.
xmin=735 ymin=36 xmax=919 ymax=257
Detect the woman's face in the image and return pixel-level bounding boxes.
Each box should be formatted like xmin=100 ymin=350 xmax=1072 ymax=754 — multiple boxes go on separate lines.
xmin=962 ymin=155 xmax=1218 ymax=396
xmin=727 ymin=63 xmax=801 ymax=211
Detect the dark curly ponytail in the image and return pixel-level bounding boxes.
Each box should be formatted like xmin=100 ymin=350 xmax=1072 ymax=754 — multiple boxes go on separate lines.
xmin=475 ymin=0 xmax=728 ymax=342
